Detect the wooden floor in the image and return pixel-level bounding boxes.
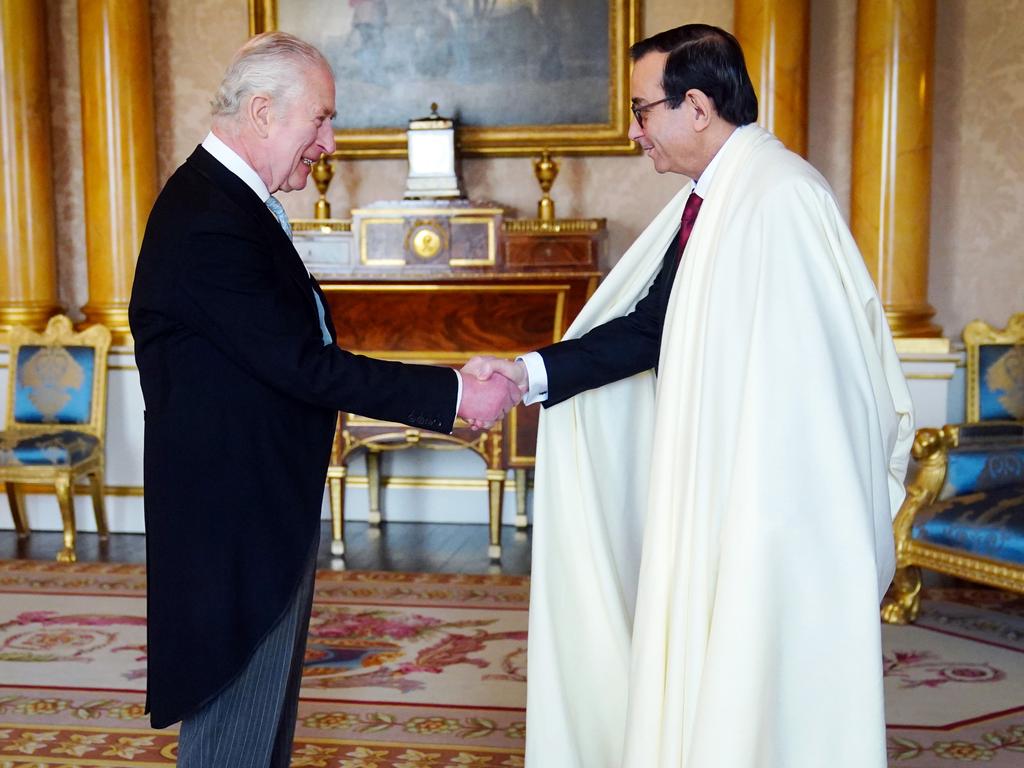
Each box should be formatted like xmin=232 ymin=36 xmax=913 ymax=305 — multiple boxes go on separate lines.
xmin=0 ymin=520 xmax=532 ymax=576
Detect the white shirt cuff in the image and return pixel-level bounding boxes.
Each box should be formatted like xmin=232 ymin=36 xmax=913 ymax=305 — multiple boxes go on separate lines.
xmin=518 ymin=352 xmax=549 ymax=405
xmin=453 ymin=369 xmax=463 ymax=416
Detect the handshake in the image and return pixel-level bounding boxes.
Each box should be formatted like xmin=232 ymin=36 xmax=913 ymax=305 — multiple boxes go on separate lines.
xmin=455 ymin=356 xmax=530 ymax=430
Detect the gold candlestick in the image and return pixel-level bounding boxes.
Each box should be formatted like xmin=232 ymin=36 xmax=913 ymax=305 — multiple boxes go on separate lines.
xmin=313 ymin=154 xmax=335 ymax=219
xmin=533 ymin=150 xmax=559 ymax=221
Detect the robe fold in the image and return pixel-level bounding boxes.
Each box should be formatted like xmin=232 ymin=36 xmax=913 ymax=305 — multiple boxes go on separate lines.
xmin=526 ymin=125 xmax=914 ymax=768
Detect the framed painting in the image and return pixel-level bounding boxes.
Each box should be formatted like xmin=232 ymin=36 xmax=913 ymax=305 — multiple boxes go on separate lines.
xmin=249 ymin=0 xmax=641 ymax=158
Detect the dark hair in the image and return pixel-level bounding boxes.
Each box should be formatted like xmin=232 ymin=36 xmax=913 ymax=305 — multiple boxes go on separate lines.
xmin=630 ymin=24 xmax=757 ymax=126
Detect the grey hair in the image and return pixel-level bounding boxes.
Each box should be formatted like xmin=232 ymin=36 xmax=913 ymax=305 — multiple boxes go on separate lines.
xmin=211 ymin=31 xmax=331 ymax=118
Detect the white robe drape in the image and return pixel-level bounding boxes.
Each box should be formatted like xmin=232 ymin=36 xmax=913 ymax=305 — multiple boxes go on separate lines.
xmin=525 ymin=125 xmax=914 ymax=768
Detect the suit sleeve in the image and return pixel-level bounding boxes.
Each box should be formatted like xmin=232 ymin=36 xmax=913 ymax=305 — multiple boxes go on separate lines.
xmin=176 ymin=215 xmax=458 ymax=433
xmin=538 ymin=247 xmax=677 ymax=407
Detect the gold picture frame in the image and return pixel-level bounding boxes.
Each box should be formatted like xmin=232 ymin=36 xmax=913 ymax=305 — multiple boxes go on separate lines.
xmin=963 ymin=313 xmax=1024 ymax=422
xmin=249 ymin=0 xmax=640 ymax=158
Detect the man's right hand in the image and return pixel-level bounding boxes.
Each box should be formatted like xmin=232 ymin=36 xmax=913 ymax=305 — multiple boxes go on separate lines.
xmin=457 ymin=370 xmax=522 ymax=430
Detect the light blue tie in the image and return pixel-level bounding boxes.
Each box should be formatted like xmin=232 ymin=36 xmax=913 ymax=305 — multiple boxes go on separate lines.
xmin=266 ymin=195 xmax=332 ymax=346
xmin=265 ymin=195 xmax=293 ymax=240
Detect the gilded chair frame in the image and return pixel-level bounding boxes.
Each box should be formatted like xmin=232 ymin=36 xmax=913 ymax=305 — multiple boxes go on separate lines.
xmin=883 ymin=313 xmax=1024 ymax=624
xmin=964 ymin=313 xmax=1024 ymax=422
xmin=881 ymin=425 xmax=1024 ymax=623
xmin=1 ymin=315 xmax=112 ymax=562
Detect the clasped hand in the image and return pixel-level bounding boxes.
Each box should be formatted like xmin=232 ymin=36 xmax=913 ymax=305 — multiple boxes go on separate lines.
xmin=456 ymin=356 xmax=530 ymax=430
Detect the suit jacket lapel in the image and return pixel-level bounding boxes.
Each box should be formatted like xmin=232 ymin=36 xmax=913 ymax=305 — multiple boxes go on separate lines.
xmin=185 ymin=146 xmax=316 ymax=308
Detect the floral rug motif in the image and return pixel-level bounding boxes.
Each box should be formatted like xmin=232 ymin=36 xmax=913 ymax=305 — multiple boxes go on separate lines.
xmin=884 ymin=590 xmax=1024 ymax=766
xmin=0 ymin=562 xmax=528 ymax=767
xmin=0 ymin=561 xmax=1022 ymax=767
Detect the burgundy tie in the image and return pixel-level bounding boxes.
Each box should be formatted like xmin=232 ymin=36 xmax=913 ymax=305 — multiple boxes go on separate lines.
xmin=677 ymin=191 xmax=703 ymax=264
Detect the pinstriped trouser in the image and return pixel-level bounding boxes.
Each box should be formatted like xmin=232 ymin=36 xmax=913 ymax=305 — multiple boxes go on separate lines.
xmin=176 ymin=547 xmax=317 ymax=768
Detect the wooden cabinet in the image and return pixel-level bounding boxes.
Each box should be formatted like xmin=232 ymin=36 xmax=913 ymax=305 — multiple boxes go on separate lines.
xmin=297 ymin=204 xmax=603 ymax=560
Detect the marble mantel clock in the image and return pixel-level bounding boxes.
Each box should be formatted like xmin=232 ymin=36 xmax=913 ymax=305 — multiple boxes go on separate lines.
xmin=404 ymin=103 xmax=464 ymax=200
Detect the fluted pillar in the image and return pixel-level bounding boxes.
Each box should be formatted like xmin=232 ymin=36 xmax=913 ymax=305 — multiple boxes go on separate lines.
xmin=735 ymin=0 xmax=809 ymax=156
xmin=0 ymin=0 xmax=62 ymax=337
xmin=78 ymin=0 xmax=157 ymax=344
xmin=851 ymin=0 xmax=942 ymax=339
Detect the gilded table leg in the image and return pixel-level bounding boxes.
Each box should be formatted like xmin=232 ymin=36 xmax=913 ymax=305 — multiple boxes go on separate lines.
xmin=329 ymin=467 xmax=346 ymax=557
xmin=5 ymin=483 xmax=30 ymax=539
xmin=487 ymin=469 xmax=505 ymax=560
xmin=514 ymin=469 xmax=529 ymax=529
xmin=89 ymin=470 xmax=109 ymax=540
xmin=54 ymin=477 xmax=77 ymax=563
xmin=367 ymin=448 xmax=382 ymax=526
xmin=881 ymin=565 xmax=923 ymax=624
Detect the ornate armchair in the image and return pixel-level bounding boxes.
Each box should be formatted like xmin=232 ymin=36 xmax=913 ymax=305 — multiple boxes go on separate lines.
xmin=882 ymin=313 xmax=1024 ymax=623
xmin=0 ymin=315 xmax=111 ymax=562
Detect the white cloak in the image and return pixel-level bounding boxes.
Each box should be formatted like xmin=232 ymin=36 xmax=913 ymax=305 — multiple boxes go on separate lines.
xmin=525 ymin=125 xmax=914 ymax=768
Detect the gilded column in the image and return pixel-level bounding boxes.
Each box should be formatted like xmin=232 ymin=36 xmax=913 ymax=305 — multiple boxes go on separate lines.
xmin=851 ymin=0 xmax=942 ymax=339
xmin=0 ymin=0 xmax=62 ymax=336
xmin=734 ymin=0 xmax=809 ymax=156
xmin=78 ymin=0 xmax=157 ymax=343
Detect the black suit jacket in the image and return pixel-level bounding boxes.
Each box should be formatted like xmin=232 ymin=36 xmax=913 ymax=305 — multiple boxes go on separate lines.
xmin=129 ymin=146 xmax=457 ymax=727
xmin=537 ymin=232 xmax=681 ymax=406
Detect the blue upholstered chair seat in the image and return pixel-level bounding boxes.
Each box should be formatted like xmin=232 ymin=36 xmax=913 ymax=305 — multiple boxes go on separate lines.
xmin=0 ymin=431 xmax=100 ymax=467
xmin=912 ymin=484 xmax=1024 ymax=565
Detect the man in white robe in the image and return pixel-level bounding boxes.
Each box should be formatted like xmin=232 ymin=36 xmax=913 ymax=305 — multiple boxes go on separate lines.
xmin=465 ymin=23 xmax=914 ymax=768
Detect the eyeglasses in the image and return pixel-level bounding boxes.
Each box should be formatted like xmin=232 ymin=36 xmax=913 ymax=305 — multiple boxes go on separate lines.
xmin=631 ymin=96 xmax=674 ymax=129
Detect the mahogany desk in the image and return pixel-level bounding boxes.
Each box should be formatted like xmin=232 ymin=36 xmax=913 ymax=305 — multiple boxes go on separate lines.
xmin=297 ymin=203 xmax=603 ymax=560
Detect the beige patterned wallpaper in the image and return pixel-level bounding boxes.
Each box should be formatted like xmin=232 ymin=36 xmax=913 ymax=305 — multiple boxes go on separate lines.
xmin=929 ymin=0 xmax=1024 ymax=337
xmin=45 ymin=0 xmax=1022 ymax=340
xmin=46 ymin=0 xmax=85 ymax=319
xmin=150 ymin=2 xmax=249 ymax=183
xmin=807 ymin=0 xmax=856 ymax=218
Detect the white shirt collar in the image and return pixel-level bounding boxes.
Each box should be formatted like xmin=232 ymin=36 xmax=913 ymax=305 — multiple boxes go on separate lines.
xmin=693 ymin=124 xmax=744 ymax=198
xmin=201 ymin=131 xmax=271 ymax=202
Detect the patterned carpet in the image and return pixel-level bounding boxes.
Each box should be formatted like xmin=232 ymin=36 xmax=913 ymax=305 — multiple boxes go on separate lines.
xmin=0 ymin=561 xmax=528 ymax=767
xmin=883 ymin=588 xmax=1024 ymax=765
xmin=0 ymin=561 xmax=1020 ymax=767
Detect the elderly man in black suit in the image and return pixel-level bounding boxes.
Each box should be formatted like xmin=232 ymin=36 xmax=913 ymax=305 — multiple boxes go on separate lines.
xmin=129 ymin=32 xmax=517 ymax=768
